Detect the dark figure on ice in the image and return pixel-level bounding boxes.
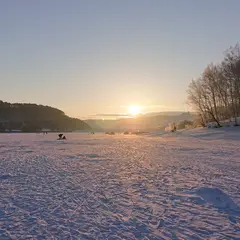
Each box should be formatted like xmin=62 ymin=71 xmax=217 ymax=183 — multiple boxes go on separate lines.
xmin=57 ymin=134 xmax=66 ymax=140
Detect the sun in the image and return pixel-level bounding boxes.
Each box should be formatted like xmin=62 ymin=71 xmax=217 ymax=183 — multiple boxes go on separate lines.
xmin=128 ymin=105 xmax=142 ymax=116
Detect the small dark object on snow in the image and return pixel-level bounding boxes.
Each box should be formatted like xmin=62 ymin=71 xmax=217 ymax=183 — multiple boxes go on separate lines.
xmin=58 ymin=134 xmax=63 ymax=139
xmin=105 ymin=132 xmax=115 ymax=135
xmin=57 ymin=134 xmax=66 ymax=140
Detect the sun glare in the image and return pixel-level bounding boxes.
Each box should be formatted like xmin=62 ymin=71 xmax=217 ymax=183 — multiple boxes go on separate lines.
xmin=128 ymin=105 xmax=142 ymax=116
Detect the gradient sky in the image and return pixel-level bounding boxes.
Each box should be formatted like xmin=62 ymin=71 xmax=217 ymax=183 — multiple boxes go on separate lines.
xmin=1 ymin=0 xmax=240 ymax=119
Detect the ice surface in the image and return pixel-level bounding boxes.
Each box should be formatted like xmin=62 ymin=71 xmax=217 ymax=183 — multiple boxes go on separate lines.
xmin=0 ymin=129 xmax=239 ymax=239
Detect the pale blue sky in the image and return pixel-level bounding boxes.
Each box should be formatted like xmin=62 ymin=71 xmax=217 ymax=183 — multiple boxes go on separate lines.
xmin=1 ymin=0 xmax=240 ymax=118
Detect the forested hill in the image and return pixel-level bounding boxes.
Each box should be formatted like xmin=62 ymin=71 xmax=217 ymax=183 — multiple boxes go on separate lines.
xmin=0 ymin=101 xmax=91 ymax=132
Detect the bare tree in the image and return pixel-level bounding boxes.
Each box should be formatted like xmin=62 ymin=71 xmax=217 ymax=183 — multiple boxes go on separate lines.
xmin=222 ymin=44 xmax=240 ymax=124
xmin=187 ymin=43 xmax=240 ymax=127
xmin=202 ymin=64 xmax=221 ymax=126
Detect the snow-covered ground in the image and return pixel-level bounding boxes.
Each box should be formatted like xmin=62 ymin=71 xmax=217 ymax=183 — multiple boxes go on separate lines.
xmin=0 ymin=129 xmax=240 ymax=239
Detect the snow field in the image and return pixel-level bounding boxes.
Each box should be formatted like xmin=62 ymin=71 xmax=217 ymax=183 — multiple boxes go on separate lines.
xmin=0 ymin=130 xmax=239 ymax=239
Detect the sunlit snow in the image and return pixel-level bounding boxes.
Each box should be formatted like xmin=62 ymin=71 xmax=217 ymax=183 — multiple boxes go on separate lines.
xmin=0 ymin=129 xmax=239 ymax=239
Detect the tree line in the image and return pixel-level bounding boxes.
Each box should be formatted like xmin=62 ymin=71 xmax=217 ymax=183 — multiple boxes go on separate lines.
xmin=0 ymin=101 xmax=91 ymax=132
xmin=188 ymin=43 xmax=240 ymax=127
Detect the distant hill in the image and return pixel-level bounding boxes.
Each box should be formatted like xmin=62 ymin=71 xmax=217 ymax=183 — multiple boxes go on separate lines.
xmin=0 ymin=100 xmax=91 ymax=132
xmin=143 ymin=111 xmax=188 ymax=117
xmin=85 ymin=112 xmax=196 ymax=131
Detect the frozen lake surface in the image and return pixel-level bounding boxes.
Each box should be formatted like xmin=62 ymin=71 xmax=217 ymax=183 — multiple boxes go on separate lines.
xmin=0 ymin=129 xmax=240 ymax=239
